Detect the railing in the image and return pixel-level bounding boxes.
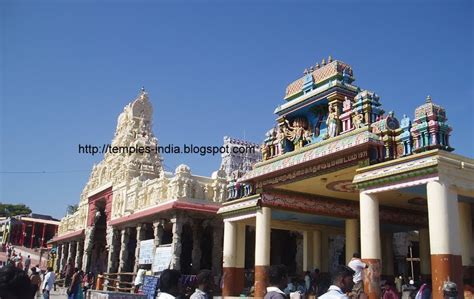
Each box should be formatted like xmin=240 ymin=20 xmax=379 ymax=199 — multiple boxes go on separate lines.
xmin=102 ymin=272 xmax=137 ymax=293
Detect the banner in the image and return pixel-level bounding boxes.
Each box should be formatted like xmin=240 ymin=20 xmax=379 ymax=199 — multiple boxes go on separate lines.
xmin=152 ymin=245 xmax=172 ymax=272
xmin=138 ymin=239 xmax=155 ymax=265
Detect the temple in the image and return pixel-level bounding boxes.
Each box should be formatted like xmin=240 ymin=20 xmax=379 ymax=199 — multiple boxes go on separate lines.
xmin=222 ymin=57 xmax=473 ymax=299
xmin=50 ymin=89 xmax=231 ymax=287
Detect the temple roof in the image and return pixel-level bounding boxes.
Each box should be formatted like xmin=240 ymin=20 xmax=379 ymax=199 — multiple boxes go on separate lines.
xmin=284 ymin=59 xmax=353 ymax=100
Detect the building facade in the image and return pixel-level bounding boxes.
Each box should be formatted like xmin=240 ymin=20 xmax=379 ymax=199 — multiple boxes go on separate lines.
xmin=222 ymin=57 xmax=473 ymax=299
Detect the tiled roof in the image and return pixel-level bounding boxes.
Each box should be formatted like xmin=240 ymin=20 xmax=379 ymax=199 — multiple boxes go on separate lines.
xmin=285 ymin=60 xmax=353 ymax=100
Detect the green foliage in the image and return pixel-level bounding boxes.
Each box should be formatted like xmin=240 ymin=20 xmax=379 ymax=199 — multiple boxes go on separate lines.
xmin=0 ymin=203 xmax=32 ymax=217
xmin=66 ymin=204 xmax=78 ymax=216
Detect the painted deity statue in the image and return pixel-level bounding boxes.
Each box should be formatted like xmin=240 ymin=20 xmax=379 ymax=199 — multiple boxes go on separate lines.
xmin=284 ymin=118 xmax=305 ymax=150
xmin=352 ymin=109 xmax=364 ymax=129
xmin=326 ymin=106 xmax=339 ymax=138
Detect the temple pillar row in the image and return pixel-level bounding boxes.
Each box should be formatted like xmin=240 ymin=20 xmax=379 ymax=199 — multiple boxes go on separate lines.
xmin=211 ymin=221 xmax=224 ymax=279
xmin=107 ymin=228 xmax=120 ymax=274
xmin=312 ymin=230 xmax=322 ymax=270
xmin=170 ymin=217 xmax=182 ymax=270
xmin=458 ymin=201 xmax=473 ymax=267
xmin=153 ymin=220 xmax=164 ymax=248
xmin=360 ymin=192 xmax=381 ymax=299
xmin=254 ymin=207 xmax=271 ymax=298
xmin=303 ymin=231 xmax=313 ymax=272
xmin=118 ymin=227 xmax=130 ymax=274
xmin=133 ymin=224 xmax=146 ymax=272
xmin=222 ymin=220 xmax=237 ymax=297
xmin=75 ymin=240 xmax=84 ymax=270
xmin=345 ymin=219 xmax=359 ymax=264
xmin=426 ymin=181 xmax=463 ymax=299
xmin=191 ymin=221 xmax=202 ymax=272
xmin=419 ymin=228 xmax=431 ymax=276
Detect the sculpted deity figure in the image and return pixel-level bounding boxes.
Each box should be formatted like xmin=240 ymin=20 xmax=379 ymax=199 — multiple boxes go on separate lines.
xmin=284 ymin=118 xmax=306 ymax=150
xmin=261 ymin=144 xmax=269 ymax=161
xmin=352 ymin=109 xmax=364 ymax=129
xmin=276 ymin=126 xmax=286 ymax=155
xmin=325 ymin=106 xmax=339 ymax=138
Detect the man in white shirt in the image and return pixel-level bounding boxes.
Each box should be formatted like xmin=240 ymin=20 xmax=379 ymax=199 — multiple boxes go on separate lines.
xmin=347 ymin=253 xmax=368 ymax=298
xmin=41 ymin=267 xmax=56 ymax=299
xmin=319 ymin=266 xmax=355 ymax=299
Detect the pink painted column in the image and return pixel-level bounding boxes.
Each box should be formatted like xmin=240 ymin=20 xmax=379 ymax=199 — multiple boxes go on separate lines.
xmin=41 ymin=223 xmax=47 ymax=247
xmin=30 ymin=223 xmax=36 ymax=248
xmin=20 ymin=223 xmax=26 ymax=246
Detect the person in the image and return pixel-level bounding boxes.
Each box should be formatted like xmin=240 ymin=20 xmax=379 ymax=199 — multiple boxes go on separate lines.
xmin=395 ymin=276 xmax=403 ymax=295
xmin=304 ymin=271 xmax=312 ymax=294
xmin=134 ymin=266 xmax=146 ymax=293
xmin=383 ymin=280 xmax=400 ymax=299
xmin=24 ymin=255 xmax=32 ymax=272
xmin=82 ymin=272 xmax=94 ymax=297
xmin=67 ymin=268 xmax=82 ymax=299
xmin=0 ymin=263 xmax=34 ymax=299
xmin=190 ymin=269 xmax=213 ymax=299
xmin=414 ymin=279 xmax=431 ymax=299
xmin=64 ymin=257 xmax=74 ymax=287
xmin=157 ymin=269 xmax=181 ymax=299
xmin=347 ymin=253 xmax=367 ymax=298
xmin=41 ymin=267 xmax=56 ymax=299
xmin=30 ymin=267 xmax=42 ymax=298
xmin=264 ymin=264 xmax=288 ymax=299
xmin=16 ymin=253 xmax=24 ymax=270
xmin=442 ymin=281 xmax=457 ymax=299
xmin=318 ymin=265 xmax=355 ymax=299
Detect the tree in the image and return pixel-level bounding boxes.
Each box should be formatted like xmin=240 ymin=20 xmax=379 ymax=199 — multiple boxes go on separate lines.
xmin=0 ymin=203 xmax=32 ymax=217
xmin=66 ymin=204 xmax=78 ymax=216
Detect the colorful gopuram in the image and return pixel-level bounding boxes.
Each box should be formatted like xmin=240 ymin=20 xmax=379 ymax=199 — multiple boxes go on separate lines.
xmin=222 ymin=57 xmax=473 ymax=299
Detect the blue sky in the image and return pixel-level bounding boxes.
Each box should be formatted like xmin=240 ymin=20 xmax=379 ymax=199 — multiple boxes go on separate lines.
xmin=1 ymin=0 xmax=473 ymax=219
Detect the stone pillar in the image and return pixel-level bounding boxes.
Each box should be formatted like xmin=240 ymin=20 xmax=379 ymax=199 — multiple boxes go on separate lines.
xmin=235 ymin=223 xmax=246 ymax=295
xmin=75 ymin=240 xmax=84 ymax=270
xmin=59 ymin=243 xmax=67 ymax=272
xmin=360 ymin=192 xmax=381 ymax=299
xmin=381 ymin=233 xmax=394 ymax=276
xmin=212 ymin=223 xmax=223 ymax=279
xmin=345 ymin=219 xmax=360 ymax=264
xmin=255 ymin=207 xmax=271 ymax=298
xmin=321 ymin=231 xmax=329 ymax=272
xmin=82 ymin=227 xmax=94 ymax=272
xmin=312 ymin=230 xmax=322 ymax=270
xmin=170 ymin=217 xmax=182 ymax=270
xmin=56 ymin=244 xmax=63 ymax=273
xmin=419 ymin=228 xmax=431 ymax=277
xmin=426 ymin=181 xmax=463 ymax=299
xmin=458 ymin=202 xmax=473 ymax=267
xmin=192 ymin=222 xmax=202 ymax=272
xmin=106 ymin=228 xmax=120 ymax=274
xmin=68 ymin=241 xmax=76 ymax=267
xmin=295 ymin=234 xmax=303 ymax=274
xmin=118 ymin=228 xmax=130 ymax=273
xmin=222 ymin=221 xmax=237 ymax=296
xmin=134 ymin=224 xmax=146 ymax=272
xmin=153 ymin=220 xmax=164 ymax=248
xmin=303 ymin=231 xmax=313 ymax=271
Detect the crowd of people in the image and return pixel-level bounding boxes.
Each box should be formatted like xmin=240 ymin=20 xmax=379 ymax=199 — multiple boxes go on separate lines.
xmin=1 ymin=245 xmax=470 ymax=299
xmin=262 ymin=252 xmax=466 ymax=299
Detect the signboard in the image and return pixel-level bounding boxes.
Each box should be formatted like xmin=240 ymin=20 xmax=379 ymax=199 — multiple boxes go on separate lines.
xmin=141 ymin=275 xmax=159 ymax=299
xmin=152 ymin=245 xmax=172 ymax=273
xmin=138 ymin=239 xmax=155 ymax=265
